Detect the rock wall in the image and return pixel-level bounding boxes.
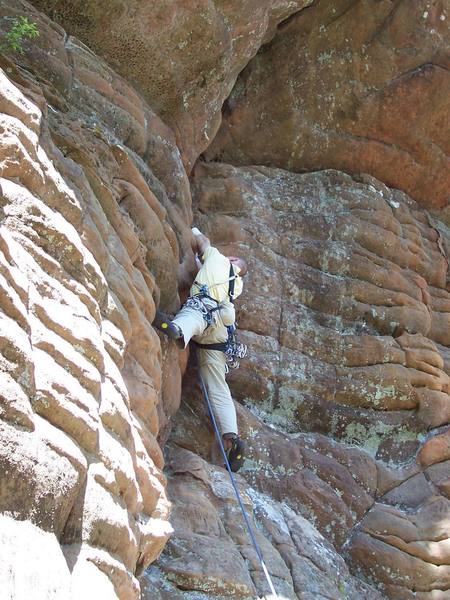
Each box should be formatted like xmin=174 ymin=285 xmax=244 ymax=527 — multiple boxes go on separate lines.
xmin=1 ymin=1 xmax=450 ymax=599
xmin=0 ymin=1 xmax=192 ymax=597
xmin=143 ymin=446 xmax=384 ymax=600
xmin=29 ymin=0 xmax=314 ymax=170
xmin=206 ymin=0 xmax=450 ymax=208
xmin=158 ymin=164 xmax=450 ymax=599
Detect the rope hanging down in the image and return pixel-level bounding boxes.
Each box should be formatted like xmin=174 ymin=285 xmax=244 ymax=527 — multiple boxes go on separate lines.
xmin=196 ymin=357 xmax=280 ymax=600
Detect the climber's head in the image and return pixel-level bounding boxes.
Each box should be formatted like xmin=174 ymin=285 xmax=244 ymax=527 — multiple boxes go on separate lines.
xmin=229 ymin=256 xmax=248 ymax=277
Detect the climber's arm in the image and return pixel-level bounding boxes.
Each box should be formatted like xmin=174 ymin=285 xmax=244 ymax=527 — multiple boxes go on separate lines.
xmin=191 ymin=227 xmax=211 ymax=260
xmin=179 ymin=228 xmax=214 ymax=296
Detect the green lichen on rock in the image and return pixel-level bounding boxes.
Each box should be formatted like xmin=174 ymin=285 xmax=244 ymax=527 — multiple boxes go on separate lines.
xmin=341 ymin=421 xmax=422 ymax=458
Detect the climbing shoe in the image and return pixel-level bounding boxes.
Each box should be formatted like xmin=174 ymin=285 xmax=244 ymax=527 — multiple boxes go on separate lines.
xmin=225 ymin=436 xmax=245 ymax=473
xmin=153 ymin=310 xmax=184 ymax=348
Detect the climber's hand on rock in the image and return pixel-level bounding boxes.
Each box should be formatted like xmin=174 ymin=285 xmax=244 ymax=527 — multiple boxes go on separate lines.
xmin=191 ymin=229 xmax=211 ymax=256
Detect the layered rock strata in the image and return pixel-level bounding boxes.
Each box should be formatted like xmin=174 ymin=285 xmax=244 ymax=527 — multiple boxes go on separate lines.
xmin=1 ymin=1 xmax=450 ymax=599
xmin=0 ymin=1 xmax=192 ymax=597
xmin=154 ymin=163 xmax=450 ymax=599
xmin=143 ymin=446 xmax=384 ymax=600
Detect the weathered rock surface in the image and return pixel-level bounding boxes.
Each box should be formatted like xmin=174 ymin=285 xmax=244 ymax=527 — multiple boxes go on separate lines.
xmin=29 ymin=0 xmax=313 ymax=171
xmin=1 ymin=1 xmax=450 ymax=599
xmin=0 ymin=1 xmax=192 ymax=596
xmin=162 ymin=162 xmax=450 ymax=598
xmin=206 ymin=0 xmax=450 ymax=208
xmin=143 ymin=446 xmax=385 ymax=600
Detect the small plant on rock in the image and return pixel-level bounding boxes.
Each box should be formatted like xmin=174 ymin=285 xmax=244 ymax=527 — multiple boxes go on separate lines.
xmin=0 ymin=16 xmax=39 ymax=54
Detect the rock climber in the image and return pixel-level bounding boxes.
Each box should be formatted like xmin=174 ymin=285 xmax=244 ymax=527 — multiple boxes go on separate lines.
xmin=153 ymin=227 xmax=248 ymax=472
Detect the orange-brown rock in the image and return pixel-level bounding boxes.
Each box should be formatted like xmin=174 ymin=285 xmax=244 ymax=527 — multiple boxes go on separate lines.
xmin=206 ymin=0 xmax=450 ymax=208
xmin=0 ymin=1 xmax=193 ymax=596
xmin=143 ymin=445 xmax=384 ymax=600
xmin=2 ymin=1 xmax=450 ymax=599
xmin=184 ymin=162 xmax=450 ymax=598
xmin=29 ymin=0 xmax=314 ymax=171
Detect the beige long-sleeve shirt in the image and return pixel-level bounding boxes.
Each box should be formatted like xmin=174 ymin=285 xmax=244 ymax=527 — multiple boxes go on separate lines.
xmin=189 ymin=246 xmax=243 ymax=326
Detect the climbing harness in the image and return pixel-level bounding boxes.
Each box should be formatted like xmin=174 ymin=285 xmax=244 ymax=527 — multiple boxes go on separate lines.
xmin=184 ymin=274 xmax=230 ymax=327
xmin=193 ymin=263 xmax=248 ymax=369
xmin=183 ymin=294 xmax=220 ymax=327
xmin=196 ymin=353 xmax=279 ymax=600
xmin=195 ymin=323 xmax=247 ymax=369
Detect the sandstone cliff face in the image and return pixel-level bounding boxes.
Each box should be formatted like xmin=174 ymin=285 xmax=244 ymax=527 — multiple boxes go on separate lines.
xmin=0 ymin=1 xmax=191 ymax=596
xmin=1 ymin=1 xmax=450 ymax=599
xmin=30 ymin=0 xmax=314 ymax=171
xmin=171 ymin=164 xmax=450 ymax=599
xmin=206 ymin=0 xmax=450 ymax=208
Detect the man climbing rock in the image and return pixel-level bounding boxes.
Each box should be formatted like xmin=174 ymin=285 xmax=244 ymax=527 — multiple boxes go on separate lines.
xmin=153 ymin=227 xmax=247 ymax=472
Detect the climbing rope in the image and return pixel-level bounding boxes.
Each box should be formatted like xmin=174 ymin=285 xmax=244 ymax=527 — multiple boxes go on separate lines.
xmin=196 ymin=353 xmax=280 ymax=600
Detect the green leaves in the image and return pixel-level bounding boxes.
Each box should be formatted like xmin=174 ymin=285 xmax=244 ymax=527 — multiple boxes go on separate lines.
xmin=1 ymin=16 xmax=39 ymax=55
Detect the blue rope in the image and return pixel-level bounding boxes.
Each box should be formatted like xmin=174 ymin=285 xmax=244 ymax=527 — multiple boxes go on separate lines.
xmin=196 ymin=355 xmax=279 ymax=599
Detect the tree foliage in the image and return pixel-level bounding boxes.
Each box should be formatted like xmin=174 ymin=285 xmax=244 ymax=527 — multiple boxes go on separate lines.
xmin=1 ymin=16 xmax=39 ymax=54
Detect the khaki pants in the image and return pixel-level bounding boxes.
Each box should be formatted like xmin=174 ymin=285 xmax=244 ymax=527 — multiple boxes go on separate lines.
xmin=172 ymin=305 xmax=238 ymax=436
